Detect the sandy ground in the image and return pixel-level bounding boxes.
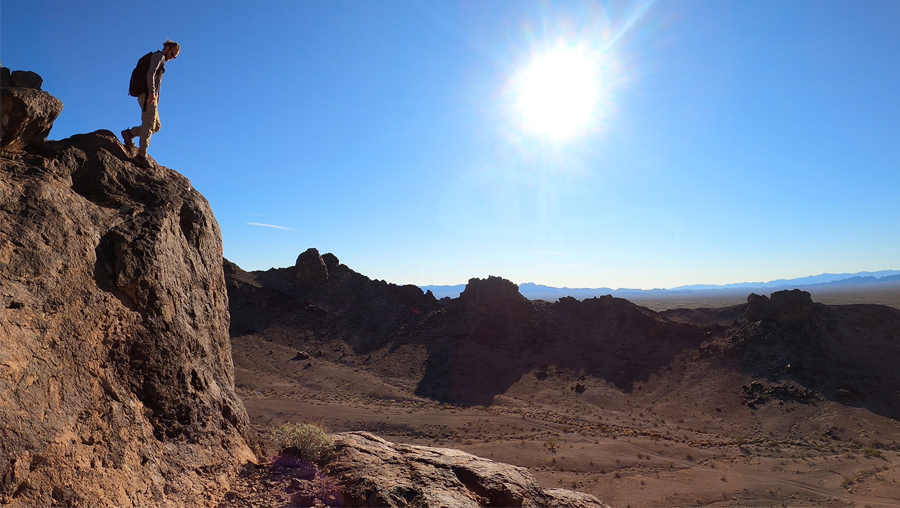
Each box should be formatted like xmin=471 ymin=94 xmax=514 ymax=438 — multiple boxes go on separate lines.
xmin=232 ymin=331 xmax=900 ymax=508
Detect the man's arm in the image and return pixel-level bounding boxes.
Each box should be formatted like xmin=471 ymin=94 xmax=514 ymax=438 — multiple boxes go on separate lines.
xmin=146 ymin=52 xmax=165 ymax=104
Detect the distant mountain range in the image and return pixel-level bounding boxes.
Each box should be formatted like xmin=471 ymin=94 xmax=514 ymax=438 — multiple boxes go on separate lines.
xmin=420 ymin=270 xmax=900 ymax=301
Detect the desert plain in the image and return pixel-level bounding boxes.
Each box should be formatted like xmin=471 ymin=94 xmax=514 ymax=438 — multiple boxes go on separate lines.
xmin=227 ymin=275 xmax=900 ymax=508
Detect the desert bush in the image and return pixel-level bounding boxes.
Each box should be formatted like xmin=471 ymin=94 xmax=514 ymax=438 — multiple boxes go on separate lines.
xmin=861 ymin=446 xmax=883 ymax=459
xmin=269 ymin=421 xmax=335 ymax=465
xmin=546 ymin=438 xmax=558 ymax=452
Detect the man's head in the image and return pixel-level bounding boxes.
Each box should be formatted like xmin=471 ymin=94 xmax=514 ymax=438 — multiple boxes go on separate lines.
xmin=163 ymin=40 xmax=180 ymax=61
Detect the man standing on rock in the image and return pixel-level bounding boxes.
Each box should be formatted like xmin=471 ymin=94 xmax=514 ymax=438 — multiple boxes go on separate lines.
xmin=121 ymin=40 xmax=179 ymax=167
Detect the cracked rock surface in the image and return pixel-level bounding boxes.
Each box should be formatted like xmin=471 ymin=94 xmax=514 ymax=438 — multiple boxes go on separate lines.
xmin=1 ymin=78 xmax=256 ymax=506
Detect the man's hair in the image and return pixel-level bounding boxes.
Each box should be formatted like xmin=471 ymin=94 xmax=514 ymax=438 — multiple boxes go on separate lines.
xmin=163 ymin=40 xmax=180 ymax=53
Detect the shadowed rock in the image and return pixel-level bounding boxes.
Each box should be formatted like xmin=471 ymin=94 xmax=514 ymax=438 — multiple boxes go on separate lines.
xmin=1 ymin=75 xmax=256 ymax=506
xmin=744 ymin=289 xmax=816 ymax=323
xmin=296 ymin=247 xmax=330 ymax=284
xmin=1 ymin=68 xmax=63 ymax=152
xmin=459 ymin=275 xmax=530 ymax=312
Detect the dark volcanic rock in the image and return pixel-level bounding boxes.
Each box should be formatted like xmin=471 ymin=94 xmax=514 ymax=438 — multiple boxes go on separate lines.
xmin=1 ymin=79 xmax=255 ymax=506
xmin=459 ymin=275 xmax=530 ymax=312
xmin=326 ymin=432 xmax=610 ymax=508
xmin=295 ymin=247 xmax=330 ymax=284
xmin=228 ymin=252 xmax=900 ymax=420
xmin=728 ymin=292 xmax=900 ymax=418
xmin=227 ymin=260 xmax=708 ymax=405
xmin=10 ymin=70 xmax=44 ymax=89
xmin=1 ymin=68 xmax=63 ymax=152
xmin=744 ymin=289 xmax=816 ymax=323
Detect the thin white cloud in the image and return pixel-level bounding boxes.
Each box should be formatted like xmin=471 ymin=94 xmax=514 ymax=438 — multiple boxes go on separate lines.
xmin=247 ymin=222 xmax=297 ymax=232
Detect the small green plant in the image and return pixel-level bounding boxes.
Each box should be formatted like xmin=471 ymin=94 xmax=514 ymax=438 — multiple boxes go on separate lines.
xmin=861 ymin=446 xmax=882 ymax=459
xmin=734 ymin=434 xmax=746 ymax=447
xmin=546 ymin=438 xmax=558 ymax=452
xmin=269 ymin=421 xmax=335 ymax=465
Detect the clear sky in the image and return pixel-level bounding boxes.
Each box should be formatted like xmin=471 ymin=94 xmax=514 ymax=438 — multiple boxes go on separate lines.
xmin=3 ymin=0 xmax=898 ymax=289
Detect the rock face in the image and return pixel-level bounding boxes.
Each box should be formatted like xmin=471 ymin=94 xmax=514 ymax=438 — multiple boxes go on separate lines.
xmin=295 ymin=247 xmax=330 ymax=284
xmin=744 ymin=289 xmax=817 ymax=323
xmin=1 ymin=67 xmax=63 ymax=152
xmin=1 ymin=73 xmax=255 ymax=507
xmin=458 ymin=275 xmax=532 ymax=315
xmin=227 ymin=258 xmax=703 ymax=406
xmin=228 ymin=254 xmax=900 ymax=419
xmin=326 ymin=432 xmax=609 ymax=508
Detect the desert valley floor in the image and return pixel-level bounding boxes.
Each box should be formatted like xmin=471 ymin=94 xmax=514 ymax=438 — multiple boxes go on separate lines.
xmin=229 ymin=288 xmax=900 ymax=508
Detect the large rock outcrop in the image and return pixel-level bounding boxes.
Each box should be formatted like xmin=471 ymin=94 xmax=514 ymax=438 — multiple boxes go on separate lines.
xmin=744 ymin=288 xmax=817 ymax=324
xmin=326 ymin=432 xmax=609 ymax=508
xmin=1 ymin=72 xmax=255 ymax=507
xmin=0 ymin=67 xmax=63 ymax=152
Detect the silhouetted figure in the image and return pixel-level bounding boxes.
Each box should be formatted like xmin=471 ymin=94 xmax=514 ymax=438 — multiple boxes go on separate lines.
xmin=122 ymin=40 xmax=180 ymax=167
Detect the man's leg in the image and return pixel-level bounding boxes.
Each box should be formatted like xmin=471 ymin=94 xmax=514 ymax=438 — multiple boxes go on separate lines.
xmin=122 ymin=96 xmax=144 ymax=147
xmin=137 ymin=95 xmax=161 ymax=157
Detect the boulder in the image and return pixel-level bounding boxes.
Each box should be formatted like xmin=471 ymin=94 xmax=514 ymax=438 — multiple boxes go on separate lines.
xmin=1 ymin=85 xmax=256 ymax=506
xmin=459 ymin=276 xmax=530 ymax=313
xmin=744 ymin=289 xmax=815 ymax=323
xmin=1 ymin=68 xmax=63 ymax=152
xmin=322 ymin=252 xmax=340 ymax=273
xmin=10 ymin=70 xmax=44 ymax=89
xmin=325 ymin=432 xmax=610 ymax=508
xmin=295 ymin=247 xmax=329 ymax=283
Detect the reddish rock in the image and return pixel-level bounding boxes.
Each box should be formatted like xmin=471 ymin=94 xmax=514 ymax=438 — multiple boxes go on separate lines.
xmin=1 ymin=79 xmax=256 ymax=506
xmin=1 ymin=68 xmax=63 ymax=152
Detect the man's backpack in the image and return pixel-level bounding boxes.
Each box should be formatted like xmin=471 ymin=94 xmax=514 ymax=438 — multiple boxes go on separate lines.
xmin=128 ymin=52 xmax=155 ymax=97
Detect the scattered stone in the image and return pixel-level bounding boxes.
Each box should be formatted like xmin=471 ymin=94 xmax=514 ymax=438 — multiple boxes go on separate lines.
xmin=742 ymin=380 xmax=816 ymax=408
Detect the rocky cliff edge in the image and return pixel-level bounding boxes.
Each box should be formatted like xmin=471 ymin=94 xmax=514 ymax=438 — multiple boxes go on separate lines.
xmin=1 ymin=69 xmax=256 ymax=507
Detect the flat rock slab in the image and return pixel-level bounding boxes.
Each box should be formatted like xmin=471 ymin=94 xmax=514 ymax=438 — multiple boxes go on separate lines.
xmin=326 ymin=431 xmax=611 ymax=508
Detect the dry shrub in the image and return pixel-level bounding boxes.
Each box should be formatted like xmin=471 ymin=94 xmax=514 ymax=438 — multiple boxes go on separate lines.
xmin=269 ymin=421 xmax=336 ymax=465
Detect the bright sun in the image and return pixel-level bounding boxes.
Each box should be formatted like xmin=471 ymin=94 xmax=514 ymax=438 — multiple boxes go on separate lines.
xmin=514 ymin=48 xmax=600 ymax=141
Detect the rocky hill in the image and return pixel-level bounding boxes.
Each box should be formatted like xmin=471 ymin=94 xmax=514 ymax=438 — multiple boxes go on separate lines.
xmin=226 ymin=253 xmax=900 ymax=420
xmin=1 ymin=69 xmax=257 ymax=507
xmin=225 ymin=254 xmax=900 ymax=505
xmin=1 ymin=70 xmax=611 ymax=508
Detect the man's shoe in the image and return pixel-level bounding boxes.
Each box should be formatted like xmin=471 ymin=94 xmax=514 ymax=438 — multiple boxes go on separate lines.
xmin=121 ymin=129 xmax=135 ymax=148
xmin=134 ymin=154 xmax=152 ymax=168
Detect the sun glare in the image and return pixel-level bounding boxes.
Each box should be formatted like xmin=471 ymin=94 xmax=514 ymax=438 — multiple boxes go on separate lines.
xmin=514 ymin=48 xmax=601 ymax=141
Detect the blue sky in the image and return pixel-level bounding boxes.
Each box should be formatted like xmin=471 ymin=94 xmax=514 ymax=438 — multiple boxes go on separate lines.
xmin=3 ymin=0 xmax=898 ymax=289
